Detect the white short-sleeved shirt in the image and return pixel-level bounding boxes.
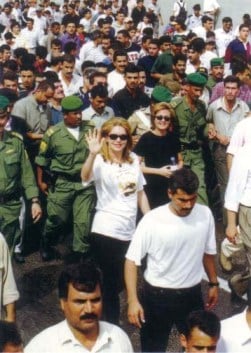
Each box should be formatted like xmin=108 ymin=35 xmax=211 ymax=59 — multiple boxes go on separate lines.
xmin=0 ymin=233 xmax=19 ymax=319
xmin=217 ymin=309 xmax=251 ymax=353
xmin=25 ymin=320 xmax=134 ymax=353
xmin=91 ymin=153 xmax=145 ymax=241
xmin=126 ymin=203 xmax=216 ymax=288
xmin=227 ymin=116 xmax=251 ymax=156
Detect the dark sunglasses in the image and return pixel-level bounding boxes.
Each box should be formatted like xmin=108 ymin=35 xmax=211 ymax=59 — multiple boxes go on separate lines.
xmin=155 ymin=115 xmax=171 ymax=122
xmin=109 ymin=134 xmax=128 ymax=141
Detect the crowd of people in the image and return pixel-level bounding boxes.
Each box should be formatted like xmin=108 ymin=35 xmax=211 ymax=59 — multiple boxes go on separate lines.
xmin=1 ymin=0 xmax=251 ymax=351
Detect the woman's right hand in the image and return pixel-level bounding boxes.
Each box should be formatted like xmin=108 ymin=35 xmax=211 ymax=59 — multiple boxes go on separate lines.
xmin=85 ymin=128 xmax=104 ymax=155
xmin=158 ymin=166 xmax=173 ymax=178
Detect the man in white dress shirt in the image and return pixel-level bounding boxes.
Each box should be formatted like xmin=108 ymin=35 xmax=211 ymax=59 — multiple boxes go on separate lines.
xmin=25 ymin=261 xmax=133 ymax=353
xmin=217 ymin=280 xmax=251 ymax=352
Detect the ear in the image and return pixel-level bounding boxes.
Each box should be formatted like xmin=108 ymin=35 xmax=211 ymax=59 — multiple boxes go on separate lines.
xmin=180 ymin=334 xmax=188 ymax=350
xmin=167 ymin=189 xmax=172 ymax=199
xmin=60 ymin=298 xmax=66 ymax=312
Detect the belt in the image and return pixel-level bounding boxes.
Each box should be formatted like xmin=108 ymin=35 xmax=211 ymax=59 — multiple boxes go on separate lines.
xmin=180 ymin=142 xmax=200 ymax=151
xmin=144 ymin=280 xmax=201 ymax=295
xmin=0 ymin=193 xmax=20 ymax=204
xmin=57 ymin=173 xmax=82 ymax=183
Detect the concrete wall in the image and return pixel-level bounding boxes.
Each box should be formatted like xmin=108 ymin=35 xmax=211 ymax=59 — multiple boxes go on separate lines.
xmin=158 ymin=0 xmax=251 ymax=28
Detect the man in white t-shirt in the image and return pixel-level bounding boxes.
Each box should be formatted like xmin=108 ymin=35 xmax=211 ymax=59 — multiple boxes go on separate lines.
xmin=25 ymin=261 xmax=133 ymax=353
xmin=125 ymin=167 xmax=219 ymax=353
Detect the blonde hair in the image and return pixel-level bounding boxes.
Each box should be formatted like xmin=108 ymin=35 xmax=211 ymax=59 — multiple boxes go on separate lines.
xmin=151 ymin=102 xmax=175 ymax=130
xmin=101 ymin=117 xmax=133 ymax=164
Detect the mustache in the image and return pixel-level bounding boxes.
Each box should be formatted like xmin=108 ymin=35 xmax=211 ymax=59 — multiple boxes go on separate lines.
xmin=80 ymin=313 xmax=98 ymax=320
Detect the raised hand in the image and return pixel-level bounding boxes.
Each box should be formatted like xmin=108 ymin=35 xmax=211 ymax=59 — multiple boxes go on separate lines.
xmin=85 ymin=128 xmax=105 ymax=155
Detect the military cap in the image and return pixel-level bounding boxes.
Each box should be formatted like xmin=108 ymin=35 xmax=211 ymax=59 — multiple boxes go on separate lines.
xmin=0 ymin=95 xmax=10 ymax=116
xmin=61 ymin=96 xmax=83 ymax=112
xmin=210 ymin=57 xmax=224 ymax=68
xmin=172 ymin=35 xmax=184 ymax=45
xmin=186 ymin=73 xmax=207 ymax=87
xmin=196 ymin=67 xmax=208 ymax=79
xmin=151 ymin=86 xmax=173 ymax=103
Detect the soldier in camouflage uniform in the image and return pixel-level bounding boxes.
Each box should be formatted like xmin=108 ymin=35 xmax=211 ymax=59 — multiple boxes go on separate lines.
xmin=36 ymin=96 xmax=96 ymax=261
xmin=0 ymin=96 xmax=42 ymax=260
xmin=171 ymin=73 xmax=209 ymax=205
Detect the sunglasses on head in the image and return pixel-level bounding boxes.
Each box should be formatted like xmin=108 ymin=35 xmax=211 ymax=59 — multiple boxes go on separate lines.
xmin=155 ymin=115 xmax=171 ymax=122
xmin=109 ymin=134 xmax=128 ymax=141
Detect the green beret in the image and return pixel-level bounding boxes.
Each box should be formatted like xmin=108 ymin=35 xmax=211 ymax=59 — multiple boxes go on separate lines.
xmin=0 ymin=95 xmax=10 ymax=115
xmin=210 ymin=57 xmax=224 ymax=67
xmin=196 ymin=66 xmax=208 ymax=79
xmin=186 ymin=73 xmax=207 ymax=87
xmin=61 ymin=96 xmax=83 ymax=112
xmin=172 ymin=35 xmax=183 ymax=45
xmin=151 ymin=86 xmax=173 ymax=103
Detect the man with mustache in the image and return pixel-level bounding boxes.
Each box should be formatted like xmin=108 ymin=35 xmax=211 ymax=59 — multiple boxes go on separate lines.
xmin=25 ymin=261 xmax=133 ymax=352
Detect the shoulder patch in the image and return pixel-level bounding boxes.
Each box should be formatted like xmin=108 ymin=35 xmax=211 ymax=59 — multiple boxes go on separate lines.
xmin=170 ymin=97 xmax=183 ymax=109
xmin=46 ymin=127 xmax=55 ymax=137
xmin=10 ymin=131 xmax=23 ymax=141
xmin=39 ymin=141 xmax=48 ymax=153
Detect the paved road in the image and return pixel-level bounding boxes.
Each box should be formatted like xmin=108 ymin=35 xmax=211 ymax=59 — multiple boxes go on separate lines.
xmin=13 ymin=220 xmax=247 ymax=352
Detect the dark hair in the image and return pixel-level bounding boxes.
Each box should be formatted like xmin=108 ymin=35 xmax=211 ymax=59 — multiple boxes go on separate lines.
xmin=81 ymin=60 xmax=96 ymax=73
xmin=202 ymin=15 xmax=213 ymax=24
xmin=51 ymin=21 xmax=60 ymax=27
xmin=2 ymin=59 xmax=18 ymax=72
xmin=0 ymin=321 xmax=22 ymax=352
xmin=20 ymin=65 xmax=35 ymax=73
xmin=64 ymin=41 xmax=77 ymax=54
xmin=51 ymin=38 xmax=62 ymax=48
xmin=43 ymin=71 xmax=59 ymax=83
xmin=239 ymin=23 xmax=250 ymax=31
xmin=142 ymin=27 xmax=153 ymax=36
xmin=149 ymin=38 xmax=159 ymax=47
xmin=89 ymin=71 xmax=107 ymax=84
xmin=223 ymin=75 xmax=241 ymax=88
xmin=232 ymin=61 xmax=248 ymax=75
xmin=13 ymin=47 xmax=28 ymax=59
xmin=173 ymin=53 xmax=187 ymax=65
xmin=26 ymin=17 xmax=34 ymax=23
xmin=58 ymin=261 xmax=102 ymax=299
xmin=50 ymin=55 xmax=63 ymax=66
xmin=117 ymin=29 xmax=130 ymax=38
xmin=62 ymin=54 xmax=75 ymax=64
xmin=2 ymin=71 xmax=18 ymax=84
xmin=222 ymin=16 xmax=232 ymax=23
xmin=183 ymin=310 xmax=221 ymax=339
xmin=159 ymin=35 xmax=171 ymax=45
xmin=188 ymin=37 xmax=205 ymax=53
xmin=142 ymin=35 xmax=152 ymax=44
xmin=90 ymin=84 xmax=108 ymax=98
xmin=125 ymin=63 xmax=139 ymax=75
xmin=10 ymin=20 xmax=20 ymax=29
xmin=113 ymin=49 xmax=128 ymax=61
xmin=0 ymin=44 xmax=11 ymax=52
xmin=168 ymin=168 xmax=199 ymax=194
xmin=36 ymin=45 xmax=48 ymax=59
xmin=36 ymin=80 xmax=55 ymax=92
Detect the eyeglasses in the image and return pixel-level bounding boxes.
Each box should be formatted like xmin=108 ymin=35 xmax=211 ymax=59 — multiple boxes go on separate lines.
xmin=109 ymin=134 xmax=128 ymax=141
xmin=155 ymin=115 xmax=171 ymax=122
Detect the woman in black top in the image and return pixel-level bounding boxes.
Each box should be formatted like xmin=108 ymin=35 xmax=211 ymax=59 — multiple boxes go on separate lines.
xmin=134 ymin=102 xmax=183 ymax=208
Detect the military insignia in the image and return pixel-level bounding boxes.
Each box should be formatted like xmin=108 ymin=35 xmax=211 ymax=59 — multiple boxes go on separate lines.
xmin=6 ymin=149 xmax=14 ymax=154
xmin=40 ymin=141 xmax=48 ymax=152
xmin=11 ymin=131 xmax=23 ymax=140
xmin=46 ymin=127 xmax=54 ymax=137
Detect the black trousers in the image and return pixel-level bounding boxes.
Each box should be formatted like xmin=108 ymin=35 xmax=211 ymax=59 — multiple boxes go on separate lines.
xmin=140 ymin=281 xmax=204 ymax=352
xmin=90 ymin=233 xmax=130 ymax=325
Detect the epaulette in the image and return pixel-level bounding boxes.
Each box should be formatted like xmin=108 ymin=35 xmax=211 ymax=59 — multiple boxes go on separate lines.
xmin=10 ymin=131 xmax=23 ymax=141
xmin=170 ymin=97 xmax=183 ymax=109
xmin=46 ymin=127 xmax=56 ymax=137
